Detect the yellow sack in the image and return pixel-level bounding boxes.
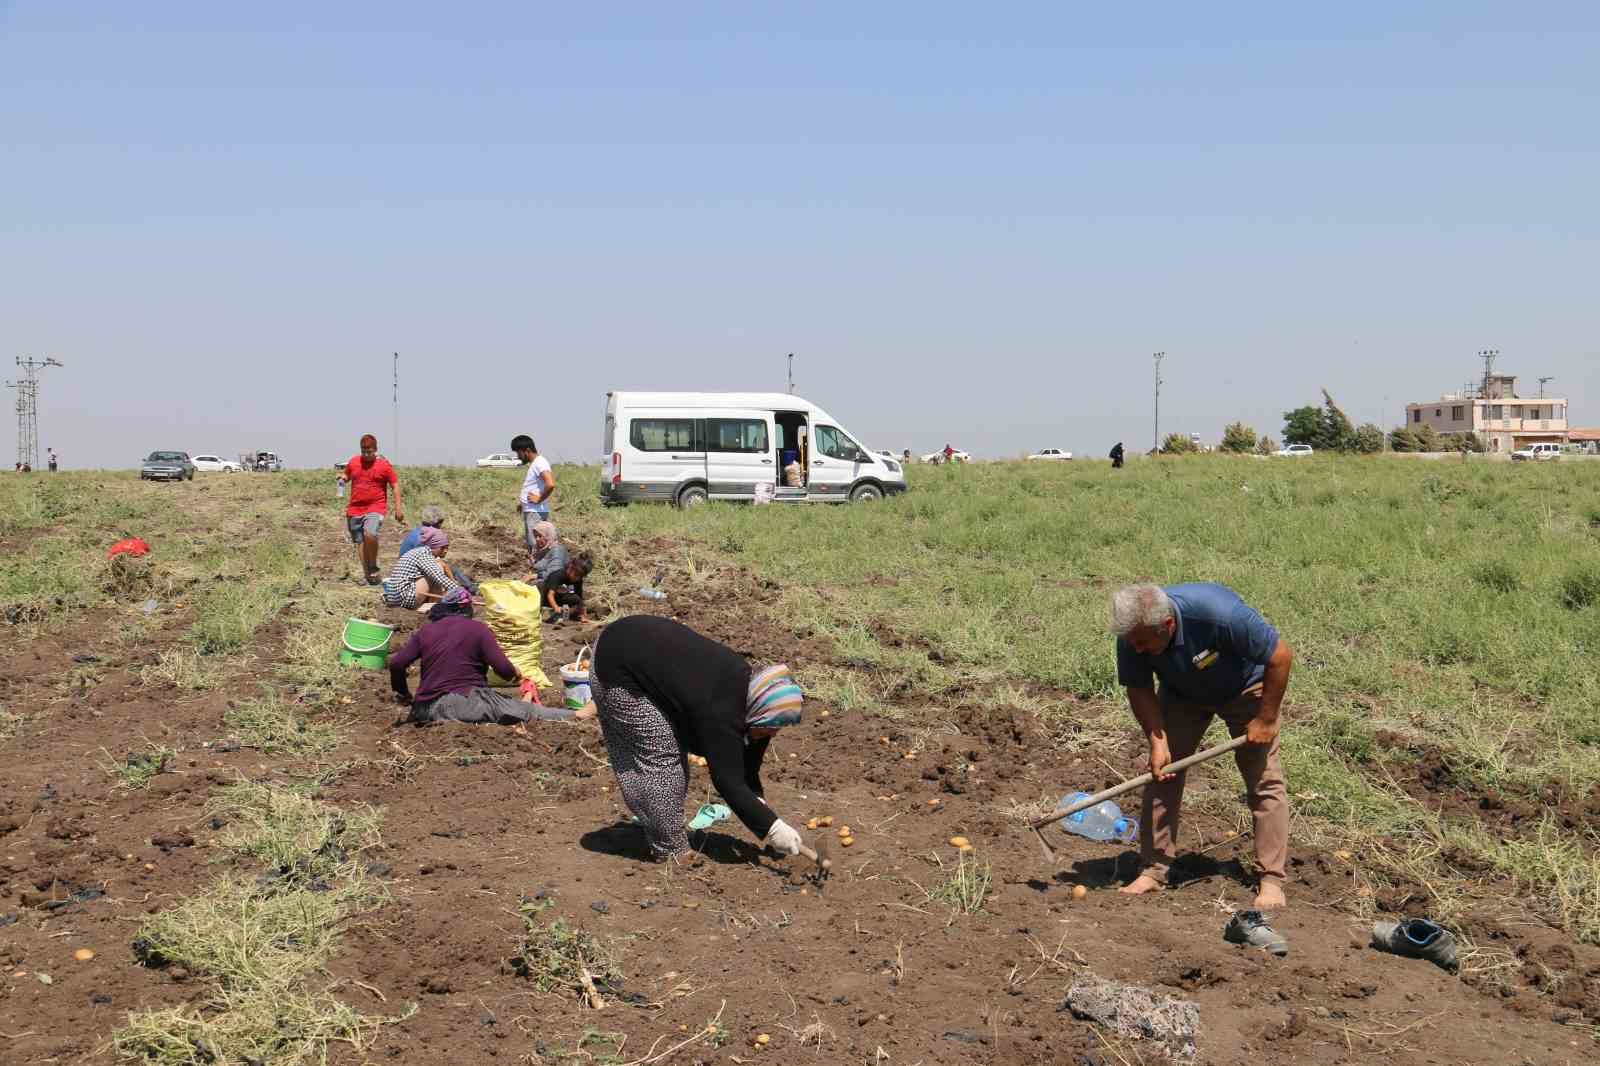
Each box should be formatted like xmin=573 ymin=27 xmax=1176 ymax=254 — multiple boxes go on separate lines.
xmin=478 ymin=580 xmax=552 ymax=688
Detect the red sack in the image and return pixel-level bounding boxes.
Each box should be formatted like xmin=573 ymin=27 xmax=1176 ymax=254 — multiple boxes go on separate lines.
xmin=107 ymin=537 xmax=151 ymax=559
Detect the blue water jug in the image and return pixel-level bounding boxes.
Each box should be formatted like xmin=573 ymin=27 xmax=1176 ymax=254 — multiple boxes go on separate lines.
xmin=1056 ymin=792 xmax=1139 ymax=844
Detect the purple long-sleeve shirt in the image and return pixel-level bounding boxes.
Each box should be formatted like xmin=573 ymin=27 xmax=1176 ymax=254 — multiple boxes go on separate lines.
xmin=388 ymin=615 xmax=519 ymax=703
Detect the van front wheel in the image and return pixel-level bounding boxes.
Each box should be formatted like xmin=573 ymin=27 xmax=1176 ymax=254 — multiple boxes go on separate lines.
xmin=849 ymin=483 xmax=883 ymax=503
xmin=676 ymin=484 xmax=709 ymax=508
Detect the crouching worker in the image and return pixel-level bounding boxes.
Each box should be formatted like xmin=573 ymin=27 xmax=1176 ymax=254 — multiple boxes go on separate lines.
xmin=542 ymin=551 xmax=593 ymax=622
xmin=591 ymin=615 xmax=806 ymax=864
xmin=388 ymin=588 xmax=573 ymax=725
xmin=381 ymin=527 xmax=459 ymax=609
xmin=399 ymin=505 xmax=478 ymax=594
xmin=1111 ymin=582 xmax=1294 ymax=909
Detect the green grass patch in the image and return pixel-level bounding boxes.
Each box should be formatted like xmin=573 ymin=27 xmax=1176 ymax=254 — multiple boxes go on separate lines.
xmin=117 ymin=781 xmax=398 ymax=1065
xmin=103 ymin=744 xmax=176 ymax=790
xmin=508 ymin=897 xmax=622 ymax=997
xmin=224 ymin=691 xmax=341 ymax=758
xmin=140 ymin=648 xmax=224 ymax=691
xmin=189 ymin=540 xmax=305 ymax=654
xmin=919 ymin=850 xmax=993 ymax=923
xmin=207 ymin=780 xmax=381 ymax=881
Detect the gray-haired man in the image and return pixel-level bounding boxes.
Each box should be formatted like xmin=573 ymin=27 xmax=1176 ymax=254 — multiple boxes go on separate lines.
xmin=1111 ymin=582 xmax=1294 ymax=909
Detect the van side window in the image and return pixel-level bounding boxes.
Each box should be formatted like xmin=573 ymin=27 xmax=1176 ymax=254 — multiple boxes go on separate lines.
xmin=705 ymin=418 xmax=768 ymax=453
xmin=630 ymin=419 xmax=697 ymax=451
xmin=815 ymin=425 xmax=862 ymax=461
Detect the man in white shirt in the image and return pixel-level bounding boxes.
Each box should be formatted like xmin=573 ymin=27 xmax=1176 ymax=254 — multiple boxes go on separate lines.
xmin=512 ymin=434 xmax=556 ymax=561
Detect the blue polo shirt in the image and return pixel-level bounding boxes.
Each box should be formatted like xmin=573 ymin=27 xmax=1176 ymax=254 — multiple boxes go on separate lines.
xmin=1115 ymin=583 xmax=1279 ymax=705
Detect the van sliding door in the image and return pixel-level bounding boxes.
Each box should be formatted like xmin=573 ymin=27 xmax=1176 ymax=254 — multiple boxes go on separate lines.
xmin=705 ymin=415 xmax=775 ymax=499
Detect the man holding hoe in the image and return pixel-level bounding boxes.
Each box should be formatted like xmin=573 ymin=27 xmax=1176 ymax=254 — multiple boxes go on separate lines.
xmin=1110 ymin=582 xmax=1293 ymax=909
xmin=339 ymin=433 xmax=404 ymax=585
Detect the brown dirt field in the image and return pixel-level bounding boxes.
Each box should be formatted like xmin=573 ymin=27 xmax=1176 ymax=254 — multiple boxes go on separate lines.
xmin=2 ymin=500 xmax=1597 ymax=1065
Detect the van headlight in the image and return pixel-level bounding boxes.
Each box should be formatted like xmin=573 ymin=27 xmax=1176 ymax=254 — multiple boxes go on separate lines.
xmin=884 ymin=460 xmax=901 ymax=473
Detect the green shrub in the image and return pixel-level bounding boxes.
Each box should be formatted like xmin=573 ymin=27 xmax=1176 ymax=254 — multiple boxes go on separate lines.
xmin=1558 ymin=566 xmax=1600 ymax=610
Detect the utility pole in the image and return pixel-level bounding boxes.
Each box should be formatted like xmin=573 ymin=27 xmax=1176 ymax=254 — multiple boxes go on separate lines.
xmin=7 ymin=356 xmax=63 ymax=470
xmin=392 ymin=353 xmax=399 ymax=460
xmin=1478 ymin=348 xmax=1498 ymax=394
xmin=1152 ymin=351 xmax=1165 ymax=454
xmin=1538 ymin=376 xmax=1553 ymax=397
xmin=787 ymin=353 xmax=794 ymax=395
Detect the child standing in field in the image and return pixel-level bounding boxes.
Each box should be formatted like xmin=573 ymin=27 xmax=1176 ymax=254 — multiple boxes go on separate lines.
xmin=338 ymin=433 xmax=404 ymax=585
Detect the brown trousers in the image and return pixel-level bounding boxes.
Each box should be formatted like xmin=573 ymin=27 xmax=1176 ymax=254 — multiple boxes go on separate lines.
xmin=1140 ymin=685 xmax=1288 ymax=885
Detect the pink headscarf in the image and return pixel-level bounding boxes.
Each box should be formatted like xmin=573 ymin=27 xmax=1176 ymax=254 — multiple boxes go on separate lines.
xmin=532 ymin=521 xmax=558 ymax=552
xmin=418 ymin=526 xmax=450 ymax=551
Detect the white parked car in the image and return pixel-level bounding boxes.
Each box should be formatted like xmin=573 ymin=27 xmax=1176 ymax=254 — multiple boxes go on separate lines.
xmin=1511 ymin=442 xmax=1561 ymax=461
xmin=920 ymin=448 xmax=971 ymax=464
xmin=1275 ymin=444 xmax=1314 ymax=458
xmin=476 ymin=452 xmax=523 ymax=468
xmin=191 ymin=454 xmax=240 ymax=473
xmin=1026 ymin=448 xmax=1073 ymax=461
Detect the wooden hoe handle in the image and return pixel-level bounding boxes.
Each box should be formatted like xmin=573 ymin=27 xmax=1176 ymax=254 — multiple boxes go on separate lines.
xmin=1028 ymin=734 xmax=1249 ymax=831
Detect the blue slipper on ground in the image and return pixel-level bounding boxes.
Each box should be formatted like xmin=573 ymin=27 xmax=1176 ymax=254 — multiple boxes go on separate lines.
xmin=687 ymin=803 xmax=732 ymax=831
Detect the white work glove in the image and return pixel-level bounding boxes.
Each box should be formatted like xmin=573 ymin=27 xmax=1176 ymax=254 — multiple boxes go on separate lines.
xmin=763 ymin=818 xmax=804 ymax=856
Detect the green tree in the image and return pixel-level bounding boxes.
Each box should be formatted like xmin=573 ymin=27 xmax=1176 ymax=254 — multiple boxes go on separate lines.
xmin=1282 ymin=406 xmax=1321 ymax=446
xmin=1317 ymin=390 xmax=1357 ymax=452
xmin=1220 ymin=422 xmax=1258 ymax=453
xmin=1254 ymin=434 xmax=1277 ymax=455
xmin=1446 ymin=431 xmax=1486 ymax=453
xmin=1389 ymin=426 xmax=1419 ymax=452
xmin=1416 ymin=424 xmax=1442 ymax=452
xmin=1159 ymin=432 xmax=1197 ymax=455
xmin=1353 ymin=423 xmax=1385 ymax=454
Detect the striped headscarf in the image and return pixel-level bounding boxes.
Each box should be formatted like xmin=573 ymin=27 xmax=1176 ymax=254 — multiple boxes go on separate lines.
xmin=746 ymin=664 xmax=804 ymax=729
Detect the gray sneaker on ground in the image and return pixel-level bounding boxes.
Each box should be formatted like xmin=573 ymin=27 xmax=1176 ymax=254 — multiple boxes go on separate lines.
xmin=1224 ymin=910 xmax=1288 ymax=957
xmin=1370 ymin=918 xmax=1457 ymax=972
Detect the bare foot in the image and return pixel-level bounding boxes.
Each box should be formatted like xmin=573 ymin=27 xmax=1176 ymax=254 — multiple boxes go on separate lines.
xmin=1118 ymin=874 xmax=1164 ymax=896
xmin=1255 ymin=881 xmax=1287 ymax=909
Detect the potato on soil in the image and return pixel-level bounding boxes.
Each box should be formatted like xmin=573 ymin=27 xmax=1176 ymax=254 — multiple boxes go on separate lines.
xmin=948 ymin=835 xmax=970 ymax=848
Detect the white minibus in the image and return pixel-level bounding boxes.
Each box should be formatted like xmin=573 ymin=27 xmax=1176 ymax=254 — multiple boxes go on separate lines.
xmin=600 ymin=392 xmax=909 ymax=507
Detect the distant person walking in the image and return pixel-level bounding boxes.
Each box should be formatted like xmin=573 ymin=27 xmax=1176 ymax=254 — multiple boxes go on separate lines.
xmin=512 ymin=434 xmax=556 ymax=562
xmin=1109 ymin=442 xmax=1125 ymax=469
xmin=942 ymin=443 xmax=954 ymax=464
xmin=339 ymin=433 xmax=404 ymax=585
xmin=1110 ymin=582 xmax=1294 ymax=909
xmin=47 ymin=448 xmax=58 ymax=473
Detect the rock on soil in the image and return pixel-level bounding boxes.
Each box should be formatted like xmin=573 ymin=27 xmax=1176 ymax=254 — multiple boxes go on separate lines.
xmin=1065 ymin=972 xmax=1201 ymax=1059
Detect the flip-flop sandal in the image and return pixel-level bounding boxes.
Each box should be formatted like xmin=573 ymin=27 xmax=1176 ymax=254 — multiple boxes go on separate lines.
xmin=686 ymin=803 xmax=732 ymax=831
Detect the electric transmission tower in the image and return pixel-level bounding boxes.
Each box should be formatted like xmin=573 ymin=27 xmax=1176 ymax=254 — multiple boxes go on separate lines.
xmin=7 ymin=356 xmax=64 ymax=469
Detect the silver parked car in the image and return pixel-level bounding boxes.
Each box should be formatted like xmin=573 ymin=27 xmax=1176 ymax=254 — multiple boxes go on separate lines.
xmin=141 ymin=451 xmax=196 ymax=481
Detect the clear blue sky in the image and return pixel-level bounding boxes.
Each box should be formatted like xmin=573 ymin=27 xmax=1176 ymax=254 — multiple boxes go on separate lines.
xmin=3 ymin=2 xmax=1595 ymax=466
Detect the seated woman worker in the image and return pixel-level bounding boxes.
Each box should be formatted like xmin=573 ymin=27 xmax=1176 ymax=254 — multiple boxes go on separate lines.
xmin=381 ymin=526 xmax=459 ymax=610
xmin=388 ymin=587 xmax=574 ymax=725
xmin=591 ymin=615 xmax=806 ymax=863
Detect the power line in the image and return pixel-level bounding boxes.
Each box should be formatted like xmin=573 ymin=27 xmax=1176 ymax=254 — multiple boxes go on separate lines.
xmin=7 ymin=356 xmax=63 ymax=470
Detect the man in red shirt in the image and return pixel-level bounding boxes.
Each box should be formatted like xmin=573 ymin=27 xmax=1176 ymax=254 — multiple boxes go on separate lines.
xmin=338 ymin=433 xmax=404 ymax=584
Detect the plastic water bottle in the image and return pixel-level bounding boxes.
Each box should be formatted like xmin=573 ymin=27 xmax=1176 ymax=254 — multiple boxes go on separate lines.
xmin=337 ymin=479 xmax=346 ymax=499
xmin=1055 ymin=792 xmax=1139 ymax=844
xmin=637 ymin=587 xmax=666 ymax=601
